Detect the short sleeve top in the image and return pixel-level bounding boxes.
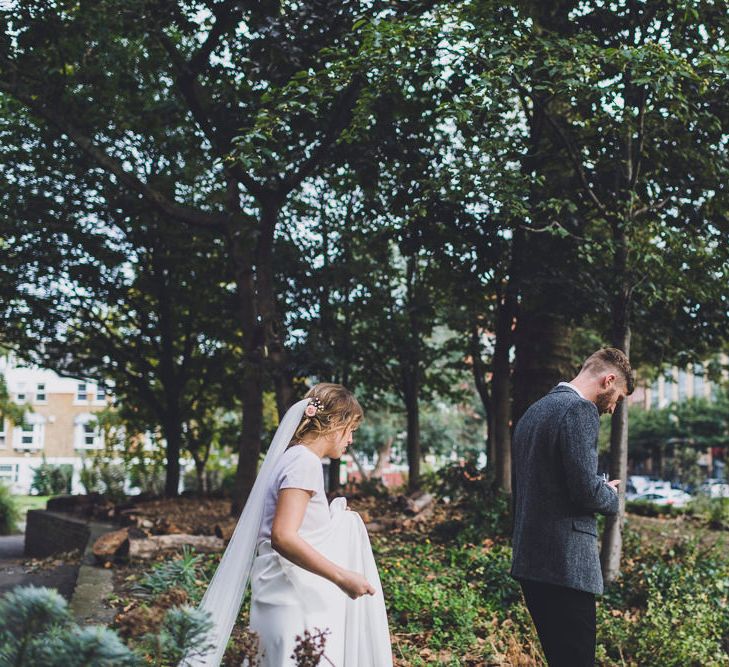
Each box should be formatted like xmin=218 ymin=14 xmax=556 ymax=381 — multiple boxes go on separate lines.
xmin=257 ymin=444 xmax=330 ymax=548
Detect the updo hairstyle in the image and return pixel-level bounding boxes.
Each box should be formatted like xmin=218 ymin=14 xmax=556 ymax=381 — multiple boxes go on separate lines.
xmin=291 ymin=383 xmax=363 ymax=445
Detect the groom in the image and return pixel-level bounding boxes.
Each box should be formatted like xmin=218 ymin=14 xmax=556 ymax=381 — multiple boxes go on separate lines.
xmin=510 ymin=347 xmax=633 ymax=666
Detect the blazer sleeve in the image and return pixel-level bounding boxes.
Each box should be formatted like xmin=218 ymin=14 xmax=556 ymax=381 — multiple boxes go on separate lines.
xmin=557 ymin=401 xmax=619 ymax=516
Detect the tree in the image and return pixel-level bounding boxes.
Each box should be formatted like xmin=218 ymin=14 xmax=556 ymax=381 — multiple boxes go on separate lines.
xmin=0 ymin=0 xmax=418 ymax=510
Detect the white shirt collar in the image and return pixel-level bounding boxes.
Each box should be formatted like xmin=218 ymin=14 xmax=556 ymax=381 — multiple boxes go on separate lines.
xmin=558 ymin=381 xmax=586 ymax=400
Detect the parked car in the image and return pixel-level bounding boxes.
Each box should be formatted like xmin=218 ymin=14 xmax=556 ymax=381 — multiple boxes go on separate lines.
xmin=630 ymin=488 xmax=694 ymax=508
xmin=626 ymin=476 xmax=673 ymax=497
xmin=698 ymin=479 xmax=729 ymax=498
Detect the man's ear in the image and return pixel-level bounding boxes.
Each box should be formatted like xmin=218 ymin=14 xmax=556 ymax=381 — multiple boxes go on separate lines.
xmin=603 ymin=373 xmax=616 ymax=388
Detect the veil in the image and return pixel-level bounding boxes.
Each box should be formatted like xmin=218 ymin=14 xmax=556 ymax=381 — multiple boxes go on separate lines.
xmin=183 ymin=398 xmax=310 ymax=666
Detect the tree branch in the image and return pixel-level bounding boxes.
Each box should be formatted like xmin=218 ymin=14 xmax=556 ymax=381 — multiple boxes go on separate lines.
xmin=279 ymin=74 xmax=364 ymax=194
xmin=0 ymin=80 xmax=230 ymax=230
xmin=541 ymin=109 xmax=607 ymax=213
xmin=154 ymin=30 xmax=267 ymax=200
xmin=634 ymin=196 xmax=671 ymax=218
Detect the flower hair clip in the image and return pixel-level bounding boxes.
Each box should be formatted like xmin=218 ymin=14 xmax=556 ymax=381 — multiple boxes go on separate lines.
xmin=304 ymin=397 xmax=323 ymax=418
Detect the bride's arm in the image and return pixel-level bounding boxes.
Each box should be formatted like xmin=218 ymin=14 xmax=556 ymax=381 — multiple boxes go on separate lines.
xmin=271 ymin=488 xmax=375 ymax=599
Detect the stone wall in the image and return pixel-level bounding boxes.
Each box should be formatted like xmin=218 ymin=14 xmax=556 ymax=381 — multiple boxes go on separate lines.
xmin=25 ymin=510 xmax=90 ymax=558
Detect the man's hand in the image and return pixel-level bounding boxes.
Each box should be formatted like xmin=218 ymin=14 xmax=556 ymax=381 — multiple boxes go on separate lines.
xmin=607 ymin=480 xmax=620 ymax=493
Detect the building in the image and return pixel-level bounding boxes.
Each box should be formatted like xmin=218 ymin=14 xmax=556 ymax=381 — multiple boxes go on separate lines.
xmin=0 ymin=354 xmax=109 ymax=494
xmin=630 ymin=356 xmax=727 ymax=411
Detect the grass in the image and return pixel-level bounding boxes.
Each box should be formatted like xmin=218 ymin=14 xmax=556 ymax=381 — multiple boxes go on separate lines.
xmin=14 ymin=495 xmax=50 ymax=521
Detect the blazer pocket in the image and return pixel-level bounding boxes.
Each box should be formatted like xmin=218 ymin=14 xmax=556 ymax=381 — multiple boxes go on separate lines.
xmin=572 ymin=519 xmax=598 ymax=537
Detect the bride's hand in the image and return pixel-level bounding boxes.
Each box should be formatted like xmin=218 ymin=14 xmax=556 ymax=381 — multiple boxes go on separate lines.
xmin=336 ymin=569 xmax=375 ymax=599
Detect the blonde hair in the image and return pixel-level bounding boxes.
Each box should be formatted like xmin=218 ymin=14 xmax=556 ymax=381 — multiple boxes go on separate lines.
xmin=582 ymin=347 xmax=635 ymax=394
xmin=291 ymin=383 xmax=363 ymax=445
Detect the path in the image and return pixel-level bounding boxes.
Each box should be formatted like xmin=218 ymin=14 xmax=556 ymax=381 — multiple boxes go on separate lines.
xmin=0 ymin=533 xmax=80 ymax=600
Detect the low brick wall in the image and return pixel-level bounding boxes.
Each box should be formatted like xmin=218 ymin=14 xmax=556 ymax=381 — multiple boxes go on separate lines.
xmin=25 ymin=510 xmax=91 ymax=558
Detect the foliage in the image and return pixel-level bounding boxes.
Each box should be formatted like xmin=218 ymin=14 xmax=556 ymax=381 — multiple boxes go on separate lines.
xmin=598 ymin=534 xmax=729 ymax=666
xmin=136 ymin=548 xmax=207 ymax=603
xmin=0 ymin=483 xmax=19 ymax=535
xmin=0 ymin=585 xmax=214 ymax=667
xmin=138 ymin=606 xmax=215 ymax=667
xmin=424 ymin=460 xmax=512 ymax=540
xmin=30 ymin=460 xmax=72 ymax=497
xmin=686 ymin=497 xmax=729 ymax=531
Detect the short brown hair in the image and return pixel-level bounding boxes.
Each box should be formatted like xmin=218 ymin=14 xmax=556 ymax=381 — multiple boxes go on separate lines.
xmin=582 ymin=348 xmax=635 ymax=394
xmin=291 ymin=383 xmax=364 ymax=445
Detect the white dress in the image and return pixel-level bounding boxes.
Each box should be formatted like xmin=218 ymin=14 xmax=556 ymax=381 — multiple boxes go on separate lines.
xmin=248 ymin=445 xmax=392 ymax=667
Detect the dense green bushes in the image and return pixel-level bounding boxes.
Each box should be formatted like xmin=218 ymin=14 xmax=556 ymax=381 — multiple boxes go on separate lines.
xmin=0 ymin=586 xmax=213 ymax=667
xmin=30 ymin=461 xmax=73 ymax=496
xmin=0 ymin=483 xmax=19 ymax=535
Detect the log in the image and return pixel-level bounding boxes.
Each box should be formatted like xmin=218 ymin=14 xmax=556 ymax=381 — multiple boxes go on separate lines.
xmin=128 ymin=534 xmax=225 ymax=560
xmin=213 ymin=519 xmax=238 ymax=542
xmin=400 ymin=491 xmax=434 ymax=515
xmin=92 ymin=528 xmax=130 ymax=562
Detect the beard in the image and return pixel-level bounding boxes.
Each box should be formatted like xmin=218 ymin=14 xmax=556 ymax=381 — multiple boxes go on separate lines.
xmin=595 ymin=388 xmax=617 ymax=415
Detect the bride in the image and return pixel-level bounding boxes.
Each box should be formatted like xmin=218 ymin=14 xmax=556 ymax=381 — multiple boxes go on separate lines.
xmin=185 ymin=383 xmax=393 ymax=667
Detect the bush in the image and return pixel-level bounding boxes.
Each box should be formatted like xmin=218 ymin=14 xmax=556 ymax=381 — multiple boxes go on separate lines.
xmin=79 ymin=462 xmax=103 ymax=495
xmin=136 ymin=547 xmax=206 ymax=601
xmin=686 ymin=496 xmax=729 ymax=529
xmin=0 ymin=483 xmax=20 ymax=535
xmin=30 ymin=461 xmax=73 ymax=496
xmin=625 ymin=499 xmax=687 ymax=518
xmin=598 ymin=531 xmax=729 ymax=666
xmin=182 ymin=462 xmax=237 ymax=496
xmin=0 ymin=585 xmax=214 ymax=667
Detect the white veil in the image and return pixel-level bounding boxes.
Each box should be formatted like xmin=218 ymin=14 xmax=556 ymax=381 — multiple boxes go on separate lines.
xmin=183 ymin=398 xmax=310 ymax=667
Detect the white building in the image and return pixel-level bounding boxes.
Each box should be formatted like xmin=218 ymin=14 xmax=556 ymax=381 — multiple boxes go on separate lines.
xmin=0 ymin=354 xmax=109 ymax=494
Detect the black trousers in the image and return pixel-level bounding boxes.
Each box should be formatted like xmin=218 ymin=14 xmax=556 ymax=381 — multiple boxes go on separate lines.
xmin=519 ymin=579 xmax=596 ymax=667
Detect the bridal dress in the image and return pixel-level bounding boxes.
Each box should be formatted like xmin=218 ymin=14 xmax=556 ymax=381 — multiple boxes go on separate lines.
xmin=183 ymin=399 xmax=393 ymax=667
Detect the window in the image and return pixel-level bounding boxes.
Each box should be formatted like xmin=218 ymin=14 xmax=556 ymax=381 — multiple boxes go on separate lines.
xmin=651 ymin=380 xmax=660 ymax=409
xmin=694 ymin=364 xmax=704 ymax=398
xmin=16 ymin=383 xmax=26 ymax=402
xmin=14 ymin=417 xmax=44 ymax=450
xmin=36 ymin=383 xmax=46 ymax=402
xmin=74 ymin=414 xmax=102 ymax=450
xmin=20 ymin=420 xmax=34 ymax=446
xmin=663 ymin=378 xmax=674 ymax=406
xmin=0 ymin=464 xmax=18 ymax=483
xmin=77 ymin=382 xmax=88 ymax=401
xmin=84 ymin=424 xmax=96 ymax=447
xmin=95 ymin=384 xmax=105 ymax=402
xmin=0 ymin=416 xmax=5 ymax=447
xmin=678 ymin=370 xmax=687 ymax=402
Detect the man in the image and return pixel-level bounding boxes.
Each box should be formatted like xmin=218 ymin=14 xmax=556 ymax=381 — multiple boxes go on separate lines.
xmin=510 ymin=347 xmax=634 ymax=666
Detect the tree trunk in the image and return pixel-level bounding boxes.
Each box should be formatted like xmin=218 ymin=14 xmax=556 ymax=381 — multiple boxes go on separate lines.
xmin=469 ymin=326 xmax=492 ymax=468
xmin=194 ymin=456 xmax=207 ymax=495
xmin=492 ymin=290 xmax=516 ymax=493
xmin=513 ymin=310 xmax=575 ymax=423
xmin=600 ymin=321 xmax=631 ymax=583
xmin=372 ymin=437 xmax=393 ymax=478
xmin=492 ymin=343 xmax=512 ymax=494
xmin=162 ymin=418 xmax=182 ymax=498
xmin=227 ymin=213 xmax=266 ymax=516
xmin=403 ymin=375 xmax=421 ymax=492
xmin=601 ymin=220 xmax=632 ymax=583
xmin=232 ymin=371 xmax=264 ymax=515
xmin=328 ymin=458 xmax=341 ymax=492
xmin=257 ymin=199 xmax=294 ymax=418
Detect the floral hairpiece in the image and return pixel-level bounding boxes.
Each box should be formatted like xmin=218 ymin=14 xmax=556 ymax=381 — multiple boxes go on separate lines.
xmin=304 ymin=397 xmax=323 ymax=418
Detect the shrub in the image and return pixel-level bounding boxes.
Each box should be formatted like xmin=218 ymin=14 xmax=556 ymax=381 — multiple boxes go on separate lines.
xmin=136 ymin=547 xmax=206 ymax=601
xmin=0 ymin=483 xmax=20 ymax=535
xmin=79 ymin=462 xmax=103 ymax=495
xmin=98 ymin=461 xmax=127 ymax=502
xmin=139 ymin=606 xmax=214 ymax=666
xmin=0 ymin=585 xmax=214 ymax=667
xmin=31 ymin=461 xmax=73 ymax=496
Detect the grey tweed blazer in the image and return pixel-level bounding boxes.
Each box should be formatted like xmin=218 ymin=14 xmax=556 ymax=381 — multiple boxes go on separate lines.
xmin=510 ymin=385 xmax=619 ymax=595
